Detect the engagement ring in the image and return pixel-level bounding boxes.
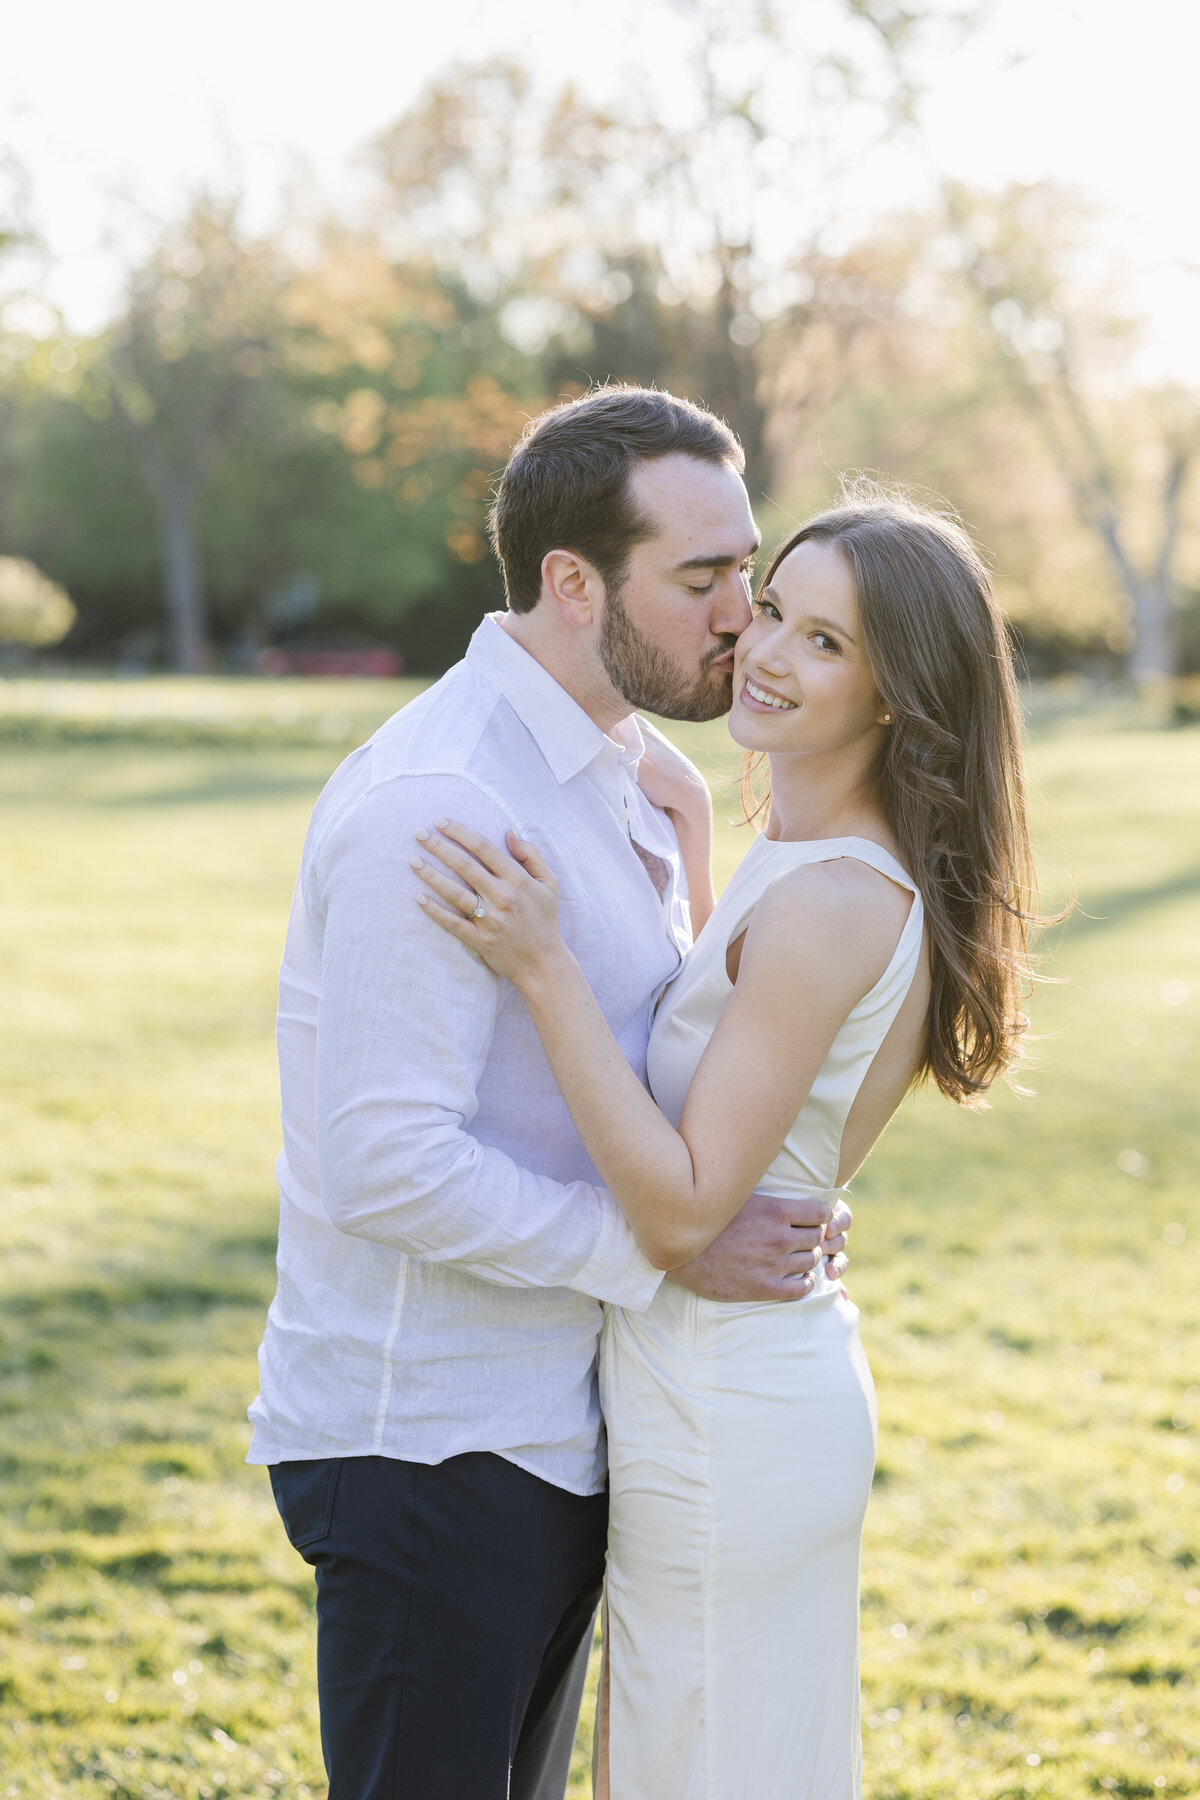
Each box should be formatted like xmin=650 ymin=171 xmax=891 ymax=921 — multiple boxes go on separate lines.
xmin=472 ymin=899 xmax=486 ymax=919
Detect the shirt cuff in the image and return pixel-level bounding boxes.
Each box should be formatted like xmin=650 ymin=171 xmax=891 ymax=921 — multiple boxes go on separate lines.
xmin=572 ymin=1192 xmax=664 ymax=1312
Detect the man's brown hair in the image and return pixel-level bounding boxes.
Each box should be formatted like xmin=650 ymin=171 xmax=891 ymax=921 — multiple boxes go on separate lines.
xmin=488 ymin=385 xmax=744 ymax=613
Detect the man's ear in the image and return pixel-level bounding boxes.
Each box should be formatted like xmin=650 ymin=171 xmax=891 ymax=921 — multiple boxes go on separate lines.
xmin=541 ymin=549 xmax=606 ymax=629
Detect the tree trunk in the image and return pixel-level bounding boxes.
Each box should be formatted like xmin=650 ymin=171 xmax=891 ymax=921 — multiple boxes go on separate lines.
xmin=155 ymin=475 xmax=209 ymax=672
xmin=707 ymin=281 xmax=770 ymax=505
xmin=1082 ymin=511 xmax=1180 ymax=690
xmin=1127 ymin=583 xmax=1178 ymax=689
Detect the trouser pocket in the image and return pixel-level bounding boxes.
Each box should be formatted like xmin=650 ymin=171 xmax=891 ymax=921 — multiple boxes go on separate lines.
xmin=269 ymin=1458 xmax=344 ymax=1554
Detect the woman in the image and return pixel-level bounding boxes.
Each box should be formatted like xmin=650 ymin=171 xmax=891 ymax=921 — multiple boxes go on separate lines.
xmin=412 ymin=492 xmax=1038 ymax=1797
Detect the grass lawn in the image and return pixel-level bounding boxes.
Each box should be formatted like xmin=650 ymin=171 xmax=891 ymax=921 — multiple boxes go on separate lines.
xmin=0 ymin=680 xmax=1197 ymax=1798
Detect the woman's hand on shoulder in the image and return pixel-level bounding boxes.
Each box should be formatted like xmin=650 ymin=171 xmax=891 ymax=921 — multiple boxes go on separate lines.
xmin=413 ymin=819 xmax=573 ymax=992
xmin=635 ymin=718 xmax=717 ymax=931
xmin=634 ymin=718 xmax=713 ymax=829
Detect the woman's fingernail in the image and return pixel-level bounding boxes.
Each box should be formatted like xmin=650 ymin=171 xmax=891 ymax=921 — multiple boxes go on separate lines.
xmin=417 ymin=894 xmax=428 ymax=906
xmin=411 ymin=858 xmax=424 ymax=870
xmin=434 ymin=817 xmax=448 ymax=828
xmin=415 ymin=828 xmax=429 ymax=841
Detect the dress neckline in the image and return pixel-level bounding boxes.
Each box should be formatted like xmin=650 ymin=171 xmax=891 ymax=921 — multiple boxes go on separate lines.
xmin=757 ymin=830 xmax=891 ymax=851
xmin=745 ymin=831 xmax=917 ymax=893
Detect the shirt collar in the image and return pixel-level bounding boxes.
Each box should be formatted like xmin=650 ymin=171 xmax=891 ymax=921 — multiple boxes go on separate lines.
xmin=466 ymin=614 xmax=644 ymax=787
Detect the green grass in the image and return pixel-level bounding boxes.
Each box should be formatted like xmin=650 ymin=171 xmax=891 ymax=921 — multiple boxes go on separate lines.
xmin=0 ymin=673 xmax=427 ymax=751
xmin=0 ymin=680 xmax=1197 ymax=1797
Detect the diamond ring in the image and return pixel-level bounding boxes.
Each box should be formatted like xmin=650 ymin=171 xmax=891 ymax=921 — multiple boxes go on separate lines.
xmin=471 ymin=899 xmax=486 ymax=920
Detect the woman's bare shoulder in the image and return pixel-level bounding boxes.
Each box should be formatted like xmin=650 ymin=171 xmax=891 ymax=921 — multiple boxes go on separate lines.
xmin=758 ymin=853 xmax=912 ymax=931
xmin=738 ymin=854 xmax=914 ymax=993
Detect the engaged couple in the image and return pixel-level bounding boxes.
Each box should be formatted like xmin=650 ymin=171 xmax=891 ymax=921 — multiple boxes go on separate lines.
xmin=248 ymin=385 xmax=1037 ymax=1797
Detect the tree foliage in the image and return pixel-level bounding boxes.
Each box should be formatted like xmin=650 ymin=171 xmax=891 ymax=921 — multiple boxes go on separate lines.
xmin=368 ymin=0 xmax=938 ymax=504
xmin=0 ymin=555 xmax=74 ymax=647
xmin=0 ymin=16 xmax=1196 ymax=684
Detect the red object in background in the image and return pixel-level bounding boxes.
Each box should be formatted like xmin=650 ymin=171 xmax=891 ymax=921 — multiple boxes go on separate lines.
xmin=259 ymin=639 xmax=403 ymax=678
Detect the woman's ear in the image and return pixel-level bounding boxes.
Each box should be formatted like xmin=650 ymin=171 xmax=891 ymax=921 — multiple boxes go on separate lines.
xmin=540 ymin=548 xmax=605 ymax=629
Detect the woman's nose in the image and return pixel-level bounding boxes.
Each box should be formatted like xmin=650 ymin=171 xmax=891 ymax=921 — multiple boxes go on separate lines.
xmin=753 ymin=632 xmax=790 ymax=676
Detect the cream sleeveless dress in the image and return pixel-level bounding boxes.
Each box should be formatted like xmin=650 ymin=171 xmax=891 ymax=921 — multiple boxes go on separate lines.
xmin=598 ymin=833 xmax=924 ymax=1800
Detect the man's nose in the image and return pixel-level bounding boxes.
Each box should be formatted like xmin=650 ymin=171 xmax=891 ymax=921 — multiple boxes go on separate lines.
xmin=712 ymin=570 xmax=753 ymax=636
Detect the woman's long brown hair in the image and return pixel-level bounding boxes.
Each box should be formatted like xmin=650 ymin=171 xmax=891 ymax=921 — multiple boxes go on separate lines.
xmin=742 ymin=487 xmax=1042 ymax=1105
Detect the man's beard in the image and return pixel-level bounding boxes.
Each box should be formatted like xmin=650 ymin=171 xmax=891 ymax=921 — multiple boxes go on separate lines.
xmin=599 ymin=583 xmax=736 ymax=723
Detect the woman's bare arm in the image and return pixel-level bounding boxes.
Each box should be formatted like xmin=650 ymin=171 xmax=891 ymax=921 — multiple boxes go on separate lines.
xmin=414 ymin=821 xmax=905 ymax=1268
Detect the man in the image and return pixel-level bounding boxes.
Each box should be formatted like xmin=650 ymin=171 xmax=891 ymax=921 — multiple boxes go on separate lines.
xmin=248 ymin=386 xmax=851 ymax=1799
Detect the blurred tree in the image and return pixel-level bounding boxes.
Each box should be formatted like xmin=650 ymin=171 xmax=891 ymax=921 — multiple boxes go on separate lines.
xmin=0 ymin=221 xmax=523 ymax=673
xmin=370 ymin=1 xmax=978 ymax=504
xmin=271 ymin=228 xmax=534 ymax=665
xmin=10 ymin=23 xmax=1196 ymax=690
xmin=941 ymin=182 xmax=1200 ymax=686
xmin=100 ymin=197 xmax=290 ymax=670
xmin=762 ymin=193 xmax=1200 ymax=683
xmin=766 ymin=218 xmax=1126 ymax=667
xmin=0 ymin=339 xmax=162 ymax=659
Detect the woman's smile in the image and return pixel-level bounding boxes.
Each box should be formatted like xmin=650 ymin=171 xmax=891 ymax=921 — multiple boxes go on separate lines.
xmin=740 ymin=675 xmax=798 ymax=713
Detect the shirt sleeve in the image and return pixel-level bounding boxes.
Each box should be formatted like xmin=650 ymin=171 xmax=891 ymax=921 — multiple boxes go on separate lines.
xmin=311 ymin=770 xmax=662 ymax=1310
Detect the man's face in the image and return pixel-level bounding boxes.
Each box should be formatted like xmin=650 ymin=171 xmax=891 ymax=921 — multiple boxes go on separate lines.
xmin=598 ymin=454 xmax=760 ymax=722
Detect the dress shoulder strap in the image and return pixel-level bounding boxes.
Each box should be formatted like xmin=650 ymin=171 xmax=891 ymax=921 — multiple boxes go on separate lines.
xmin=828 ymin=836 xmax=920 ymax=898
xmin=706 ymin=833 xmax=922 ymax=960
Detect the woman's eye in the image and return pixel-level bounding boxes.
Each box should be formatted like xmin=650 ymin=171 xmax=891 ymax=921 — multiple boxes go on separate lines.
xmin=813 ymin=633 xmax=841 ymax=654
xmin=752 ymin=598 xmax=781 ymax=620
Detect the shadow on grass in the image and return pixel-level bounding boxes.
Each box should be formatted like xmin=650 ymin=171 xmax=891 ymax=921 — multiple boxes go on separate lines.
xmin=1050 ymin=861 xmax=1200 ymax=942
xmin=0 ymin=1225 xmax=275 ymax=1338
xmin=94 ymin=767 xmax=335 ymax=810
xmin=0 ymin=1214 xmax=278 ymax=1466
xmin=0 ymin=741 xmax=338 ymax=811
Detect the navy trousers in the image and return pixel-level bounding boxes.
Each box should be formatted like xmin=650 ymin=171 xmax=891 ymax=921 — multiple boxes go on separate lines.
xmin=269 ymin=1452 xmax=607 ymax=1800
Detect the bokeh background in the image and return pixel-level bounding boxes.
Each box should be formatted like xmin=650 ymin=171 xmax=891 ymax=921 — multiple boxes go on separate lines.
xmin=1 ymin=2 xmax=1197 ymax=1796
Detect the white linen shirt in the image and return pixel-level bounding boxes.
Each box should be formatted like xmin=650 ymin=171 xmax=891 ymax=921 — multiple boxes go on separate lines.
xmin=247 ymin=615 xmax=686 ymax=1495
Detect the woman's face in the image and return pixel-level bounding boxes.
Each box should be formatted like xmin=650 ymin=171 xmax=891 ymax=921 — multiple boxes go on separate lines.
xmin=730 ymin=538 xmax=887 ymax=755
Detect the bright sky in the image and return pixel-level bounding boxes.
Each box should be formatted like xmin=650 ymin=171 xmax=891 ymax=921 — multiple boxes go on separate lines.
xmin=4 ymin=0 xmax=1198 ymax=377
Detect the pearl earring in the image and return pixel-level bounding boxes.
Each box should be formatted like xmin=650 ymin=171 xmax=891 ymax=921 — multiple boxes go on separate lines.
xmin=880 ymin=711 xmax=893 ymax=725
